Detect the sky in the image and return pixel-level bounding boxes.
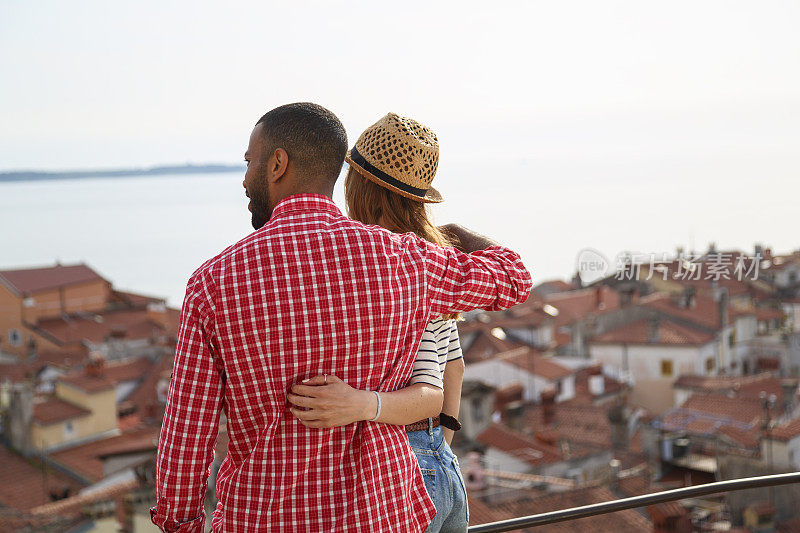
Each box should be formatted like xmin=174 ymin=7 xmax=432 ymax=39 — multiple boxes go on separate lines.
xmin=1 ymin=0 xmax=799 ymax=284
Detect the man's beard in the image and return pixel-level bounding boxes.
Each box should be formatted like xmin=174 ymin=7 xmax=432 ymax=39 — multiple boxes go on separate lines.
xmin=250 ymin=184 xmax=272 ymax=230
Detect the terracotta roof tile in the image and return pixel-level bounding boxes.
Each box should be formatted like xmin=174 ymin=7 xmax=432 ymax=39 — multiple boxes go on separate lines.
xmin=590 ymin=317 xmax=715 ymax=346
xmin=495 ymin=348 xmax=574 ymax=381
xmin=35 ymin=307 xmax=175 ymax=345
xmin=659 ymin=393 xmax=765 ymax=448
xmin=673 ymin=373 xmax=788 ymax=405
xmin=768 ymin=417 xmax=800 ymax=442
xmin=101 ymin=356 xmax=155 ymax=384
xmin=639 ymin=292 xmax=751 ymax=331
xmin=468 ymin=485 xmax=652 ymax=531
xmin=0 ymin=442 xmax=86 ymax=512
xmin=0 ymin=263 xmax=105 ymax=295
xmin=523 ymin=401 xmax=614 ymax=449
xmin=545 ymin=286 xmax=621 ymax=326
xmin=476 ymin=423 xmax=563 ymax=467
xmin=59 ymin=372 xmax=115 ymax=393
xmin=32 ymin=397 xmax=91 ymax=425
xmin=461 ymin=328 xmax=526 ymax=363
xmin=49 ymin=427 xmax=160 ymax=482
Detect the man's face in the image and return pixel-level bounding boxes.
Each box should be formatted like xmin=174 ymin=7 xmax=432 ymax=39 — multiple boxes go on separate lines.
xmin=243 ymin=123 xmax=273 ymax=230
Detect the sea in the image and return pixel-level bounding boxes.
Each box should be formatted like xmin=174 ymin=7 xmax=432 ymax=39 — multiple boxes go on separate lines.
xmin=1 ymin=163 xmax=797 ymax=309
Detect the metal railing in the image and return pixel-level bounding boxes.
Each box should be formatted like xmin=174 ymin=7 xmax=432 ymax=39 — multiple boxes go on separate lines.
xmin=468 ymin=471 xmax=800 ymax=532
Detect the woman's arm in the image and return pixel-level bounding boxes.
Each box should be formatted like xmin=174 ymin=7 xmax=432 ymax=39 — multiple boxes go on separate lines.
xmin=288 ymin=375 xmax=443 ymax=428
xmin=441 ymin=357 xmax=465 ymax=444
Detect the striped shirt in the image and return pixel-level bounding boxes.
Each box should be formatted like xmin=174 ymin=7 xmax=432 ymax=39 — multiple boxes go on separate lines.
xmin=409 ymin=317 xmax=462 ymax=389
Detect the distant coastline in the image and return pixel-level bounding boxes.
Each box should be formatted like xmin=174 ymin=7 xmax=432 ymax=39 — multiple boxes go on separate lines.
xmin=0 ymin=163 xmax=245 ymax=183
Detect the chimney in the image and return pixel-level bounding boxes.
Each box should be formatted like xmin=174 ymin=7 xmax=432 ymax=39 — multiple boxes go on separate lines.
xmin=541 ymin=388 xmax=557 ymax=426
xmin=594 ymin=286 xmax=604 ymax=310
xmin=780 ymin=379 xmax=798 ymax=414
xmin=504 ymin=400 xmax=524 ymax=432
xmin=717 ymin=288 xmax=729 ymax=331
xmin=588 ymin=363 xmax=605 ymax=396
xmin=647 ymin=317 xmax=661 ymax=344
xmin=755 ymin=243 xmax=764 ymax=259
xmin=647 ymin=502 xmax=692 ymax=533
xmin=4 ymin=382 xmax=34 ymax=454
xmin=85 ymin=352 xmax=105 ymax=378
xmin=620 ymin=285 xmax=636 ymax=308
xmin=680 ymin=286 xmax=696 ymax=308
xmin=463 ymin=451 xmax=486 ymax=492
xmin=607 ymin=401 xmax=630 ymax=451
xmin=609 ymin=458 xmax=621 ymax=489
xmin=534 ymin=428 xmax=559 ymax=447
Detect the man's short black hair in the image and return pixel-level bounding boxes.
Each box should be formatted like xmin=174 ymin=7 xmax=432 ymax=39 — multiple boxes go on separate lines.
xmin=256 ymin=103 xmax=348 ymax=185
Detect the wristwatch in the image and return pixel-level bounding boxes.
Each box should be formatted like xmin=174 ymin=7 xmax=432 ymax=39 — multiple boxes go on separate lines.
xmin=439 ymin=412 xmax=461 ymax=431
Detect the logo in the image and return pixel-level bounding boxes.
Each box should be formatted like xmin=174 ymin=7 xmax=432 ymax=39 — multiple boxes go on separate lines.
xmin=576 ymin=248 xmax=611 ymax=285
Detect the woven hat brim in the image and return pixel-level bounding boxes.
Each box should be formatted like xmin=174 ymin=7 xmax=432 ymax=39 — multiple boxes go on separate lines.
xmin=345 ymin=152 xmax=443 ymax=204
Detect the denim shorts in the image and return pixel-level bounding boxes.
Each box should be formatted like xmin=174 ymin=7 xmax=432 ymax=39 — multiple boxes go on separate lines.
xmin=407 ymin=419 xmax=469 ymax=533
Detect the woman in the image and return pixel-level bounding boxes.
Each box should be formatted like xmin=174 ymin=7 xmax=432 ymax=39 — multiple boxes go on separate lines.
xmin=287 ymin=112 xmax=469 ymax=532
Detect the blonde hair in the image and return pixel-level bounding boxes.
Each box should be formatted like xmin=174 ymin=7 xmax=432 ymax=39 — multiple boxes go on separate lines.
xmin=344 ymin=167 xmax=460 ymax=321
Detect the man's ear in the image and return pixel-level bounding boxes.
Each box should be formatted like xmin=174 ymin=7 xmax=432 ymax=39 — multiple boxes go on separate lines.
xmin=269 ymin=148 xmax=289 ymax=183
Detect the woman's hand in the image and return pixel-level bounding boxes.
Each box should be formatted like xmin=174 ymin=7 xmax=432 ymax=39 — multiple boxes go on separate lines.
xmin=288 ymin=375 xmax=377 ymax=428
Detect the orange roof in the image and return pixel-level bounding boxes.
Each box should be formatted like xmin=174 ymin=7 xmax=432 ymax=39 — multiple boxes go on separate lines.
xmin=101 ymin=356 xmax=155 ymax=384
xmin=0 ymin=263 xmax=105 ymax=295
xmin=461 ymin=328 xmax=526 ymax=363
xmin=754 ymin=306 xmax=785 ymax=322
xmin=35 ymin=307 xmax=176 ymax=345
xmin=0 ymin=443 xmax=86 ymax=512
xmin=545 ymin=286 xmax=621 ymax=326
xmin=523 ymin=401 xmax=614 ymax=449
xmin=59 ymin=372 xmax=115 ymax=393
xmin=476 ymin=423 xmax=563 ymax=466
xmin=49 ymin=426 xmax=161 ymax=482
xmin=639 ymin=292 xmax=751 ymax=331
xmin=768 ymin=417 xmax=800 ymax=442
xmin=571 ymin=365 xmax=625 ymax=402
xmin=533 ymin=279 xmax=576 ymax=294
xmin=110 ymin=289 xmax=165 ymax=307
xmin=673 ymin=373 xmax=787 ymax=404
xmin=468 ymin=485 xmax=652 ymax=531
xmin=659 ymin=393 xmax=764 ymax=449
xmin=32 ymin=397 xmax=91 ymax=425
xmin=590 ymin=317 xmax=715 ymax=346
xmin=496 ymin=348 xmax=574 ymax=380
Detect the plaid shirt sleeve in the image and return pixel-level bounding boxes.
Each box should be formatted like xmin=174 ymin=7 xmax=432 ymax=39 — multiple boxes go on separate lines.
xmin=150 ymin=268 xmax=225 ymax=533
xmin=420 ymin=240 xmax=533 ymax=318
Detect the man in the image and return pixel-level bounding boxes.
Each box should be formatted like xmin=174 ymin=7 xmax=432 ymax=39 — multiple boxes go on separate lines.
xmin=150 ymin=102 xmax=532 ymax=532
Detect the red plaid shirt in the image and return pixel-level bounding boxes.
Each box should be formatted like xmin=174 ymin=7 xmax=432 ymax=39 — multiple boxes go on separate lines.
xmin=150 ymin=194 xmax=532 ymax=532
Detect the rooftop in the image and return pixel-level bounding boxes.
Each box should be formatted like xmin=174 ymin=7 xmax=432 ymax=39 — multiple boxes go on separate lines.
xmin=32 ymin=397 xmax=91 ymax=425
xmin=590 ymin=316 xmax=715 ymax=346
xmin=476 ymin=423 xmax=563 ymax=467
xmin=494 ymin=348 xmax=575 ymax=381
xmin=35 ymin=306 xmax=180 ymax=345
xmin=0 ymin=263 xmax=106 ymax=295
xmin=0 ymin=442 xmax=86 ymax=512
xmin=468 ymin=485 xmax=652 ymax=532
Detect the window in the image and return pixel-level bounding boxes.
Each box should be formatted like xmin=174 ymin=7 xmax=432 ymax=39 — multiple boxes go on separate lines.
xmin=64 ymin=420 xmax=74 ymax=439
xmin=8 ymin=329 xmax=22 ymax=346
xmin=661 ymin=359 xmax=673 ymax=377
xmin=706 ymin=358 xmax=715 ymax=372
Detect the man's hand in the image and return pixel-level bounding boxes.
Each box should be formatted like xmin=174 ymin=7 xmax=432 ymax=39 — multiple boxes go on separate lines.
xmin=288 ymin=375 xmax=377 ymax=428
xmin=438 ymin=224 xmax=499 ymax=253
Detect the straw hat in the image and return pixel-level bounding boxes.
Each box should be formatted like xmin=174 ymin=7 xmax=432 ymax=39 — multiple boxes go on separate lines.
xmin=345 ymin=113 xmax=442 ymax=203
